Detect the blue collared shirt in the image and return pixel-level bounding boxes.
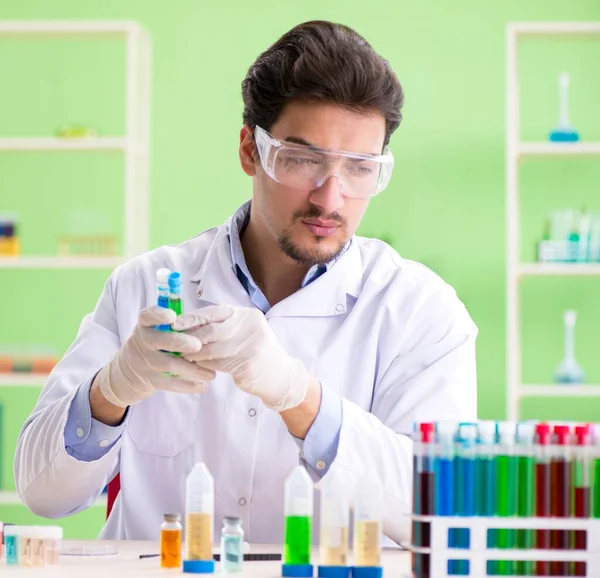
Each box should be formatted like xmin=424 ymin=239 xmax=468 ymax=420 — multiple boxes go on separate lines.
xmin=65 ymin=201 xmax=344 ymax=477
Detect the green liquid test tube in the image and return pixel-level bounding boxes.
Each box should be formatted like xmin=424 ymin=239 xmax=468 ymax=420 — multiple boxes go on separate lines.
xmin=516 ymin=423 xmax=535 ymax=576
xmin=496 ymin=422 xmax=517 ymax=576
xmin=593 ymin=425 xmax=600 ymax=520
xmin=282 ymin=466 xmax=313 ymax=577
xmin=168 ymin=272 xmax=182 ymax=358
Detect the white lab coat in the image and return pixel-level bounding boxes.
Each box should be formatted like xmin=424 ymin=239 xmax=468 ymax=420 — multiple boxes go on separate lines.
xmin=14 ymin=213 xmax=477 ymax=545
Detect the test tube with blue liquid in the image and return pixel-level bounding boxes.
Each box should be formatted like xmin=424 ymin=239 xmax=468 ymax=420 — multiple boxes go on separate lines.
xmin=476 ymin=421 xmax=496 ymax=575
xmin=434 ymin=421 xmax=457 ymax=576
xmin=156 ymin=268 xmax=171 ymax=331
xmin=453 ymin=423 xmax=477 ymax=576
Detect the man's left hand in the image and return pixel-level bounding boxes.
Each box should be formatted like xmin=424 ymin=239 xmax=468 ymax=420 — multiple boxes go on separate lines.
xmin=172 ymin=305 xmax=310 ymax=412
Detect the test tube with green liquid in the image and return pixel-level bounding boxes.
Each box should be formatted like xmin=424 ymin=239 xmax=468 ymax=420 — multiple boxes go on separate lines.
xmin=282 ymin=466 xmax=313 ymax=577
xmin=516 ymin=423 xmax=535 ymax=576
xmin=592 ymin=425 xmax=600 ymax=520
xmin=168 ymin=272 xmax=182 ymax=357
xmin=496 ymin=422 xmax=517 ymax=576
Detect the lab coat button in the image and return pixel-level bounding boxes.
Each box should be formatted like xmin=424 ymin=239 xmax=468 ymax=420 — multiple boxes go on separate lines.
xmin=99 ymin=439 xmax=109 ymax=447
xmin=248 ymin=408 xmax=257 ymax=417
xmin=76 ymin=427 xmax=84 ymax=438
xmin=316 ymin=460 xmax=327 ymax=470
xmin=196 ymin=286 xmax=203 ymax=298
xmin=238 ymin=498 xmax=247 ymax=506
xmin=335 ymin=303 xmax=344 ymax=312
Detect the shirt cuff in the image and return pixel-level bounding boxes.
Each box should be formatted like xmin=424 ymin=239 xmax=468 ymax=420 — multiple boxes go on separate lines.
xmin=293 ymin=385 xmax=342 ymax=477
xmin=64 ymin=378 xmax=128 ymax=462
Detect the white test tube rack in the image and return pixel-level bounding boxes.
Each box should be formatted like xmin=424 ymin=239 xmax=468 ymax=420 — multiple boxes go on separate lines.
xmin=410 ymin=514 xmax=600 ymax=578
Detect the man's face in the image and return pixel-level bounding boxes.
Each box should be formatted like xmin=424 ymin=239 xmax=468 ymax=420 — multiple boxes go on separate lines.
xmin=240 ymin=101 xmax=386 ymax=267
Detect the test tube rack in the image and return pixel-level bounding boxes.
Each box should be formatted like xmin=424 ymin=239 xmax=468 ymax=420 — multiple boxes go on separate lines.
xmin=410 ymin=514 xmax=600 ymax=578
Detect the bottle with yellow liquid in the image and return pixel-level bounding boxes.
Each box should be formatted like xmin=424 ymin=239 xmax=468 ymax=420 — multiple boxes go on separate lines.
xmin=352 ymin=483 xmax=383 ymax=577
xmin=183 ymin=462 xmax=215 ymax=574
xmin=318 ymin=471 xmax=350 ymax=574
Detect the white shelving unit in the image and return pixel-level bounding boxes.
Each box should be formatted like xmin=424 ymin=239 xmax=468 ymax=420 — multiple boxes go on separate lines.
xmin=0 ymin=373 xmax=48 ymax=387
xmin=0 ymin=20 xmax=152 ymax=263
xmin=0 ymin=20 xmax=152 ymax=507
xmin=0 ymin=491 xmax=107 ymax=507
xmin=506 ymin=21 xmax=600 ymax=422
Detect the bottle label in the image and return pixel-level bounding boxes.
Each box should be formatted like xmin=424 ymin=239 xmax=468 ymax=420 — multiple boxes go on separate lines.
xmin=223 ymin=536 xmax=242 ymax=563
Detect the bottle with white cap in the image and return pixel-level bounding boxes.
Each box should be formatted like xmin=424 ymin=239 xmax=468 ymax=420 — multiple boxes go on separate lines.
xmin=4 ymin=525 xmax=23 ymax=565
xmin=318 ymin=469 xmax=349 ymax=573
xmin=184 ymin=462 xmax=215 ymax=574
xmin=352 ymin=481 xmax=383 ymax=578
xmin=282 ymin=465 xmax=314 ymax=577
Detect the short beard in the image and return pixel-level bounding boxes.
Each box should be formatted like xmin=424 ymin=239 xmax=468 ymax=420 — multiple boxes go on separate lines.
xmin=277 ymin=233 xmax=347 ymax=267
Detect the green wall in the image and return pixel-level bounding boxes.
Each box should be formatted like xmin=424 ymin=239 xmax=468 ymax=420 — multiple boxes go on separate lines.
xmin=1 ymin=0 xmax=599 ymax=538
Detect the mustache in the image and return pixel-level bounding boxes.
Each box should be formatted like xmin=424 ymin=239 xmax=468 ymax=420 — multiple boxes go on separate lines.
xmin=293 ymin=207 xmax=347 ymax=227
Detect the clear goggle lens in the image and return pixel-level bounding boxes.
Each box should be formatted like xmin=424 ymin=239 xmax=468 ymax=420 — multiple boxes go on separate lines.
xmin=254 ymin=126 xmax=394 ymax=198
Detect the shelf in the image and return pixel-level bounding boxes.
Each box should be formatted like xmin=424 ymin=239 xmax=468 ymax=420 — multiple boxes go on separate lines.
xmin=0 ymin=137 xmax=128 ymax=152
xmin=0 ymin=256 xmax=124 ymax=269
xmin=518 ymin=142 xmax=600 ymax=158
xmin=0 ymin=374 xmax=48 ymax=387
xmin=0 ymin=491 xmax=107 ymax=507
xmin=518 ymin=263 xmax=600 ymax=277
xmin=509 ymin=22 xmax=600 ymax=37
xmin=520 ymin=385 xmax=600 ymax=398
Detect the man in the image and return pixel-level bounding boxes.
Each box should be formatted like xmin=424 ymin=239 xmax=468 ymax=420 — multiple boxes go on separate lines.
xmin=14 ymin=20 xmax=477 ymax=545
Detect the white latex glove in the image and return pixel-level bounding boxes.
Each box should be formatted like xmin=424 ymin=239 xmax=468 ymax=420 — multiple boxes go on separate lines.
xmin=96 ymin=306 xmax=216 ymax=408
xmin=173 ymin=305 xmax=309 ymax=412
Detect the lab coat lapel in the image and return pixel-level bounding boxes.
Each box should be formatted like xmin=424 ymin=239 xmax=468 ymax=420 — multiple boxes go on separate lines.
xmin=189 ymin=221 xmax=254 ymax=308
xmin=189 ymin=216 xmax=364 ymax=317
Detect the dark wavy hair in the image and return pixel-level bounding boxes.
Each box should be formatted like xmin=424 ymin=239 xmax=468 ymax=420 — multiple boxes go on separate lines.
xmin=242 ymin=20 xmax=404 ymax=147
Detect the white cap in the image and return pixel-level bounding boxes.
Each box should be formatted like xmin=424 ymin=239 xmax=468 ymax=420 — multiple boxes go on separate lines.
xmin=564 ymin=310 xmax=577 ymax=326
xmin=517 ymin=422 xmax=535 ymax=443
xmin=437 ymin=420 xmax=458 ymax=438
xmin=478 ymin=421 xmax=496 ymax=442
xmin=156 ymin=268 xmax=171 ymax=284
xmin=35 ymin=526 xmax=63 ymax=540
xmin=497 ymin=421 xmax=517 ymax=443
xmin=591 ymin=424 xmax=600 ymax=446
xmin=4 ymin=525 xmax=25 ymax=536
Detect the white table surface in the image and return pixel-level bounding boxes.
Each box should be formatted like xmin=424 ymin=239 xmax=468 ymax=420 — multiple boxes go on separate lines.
xmin=7 ymin=540 xmax=413 ymax=576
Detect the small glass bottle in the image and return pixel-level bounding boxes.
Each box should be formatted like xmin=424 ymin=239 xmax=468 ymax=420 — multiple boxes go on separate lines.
xmin=220 ymin=516 xmax=244 ymax=572
xmin=160 ymin=513 xmax=182 ymax=569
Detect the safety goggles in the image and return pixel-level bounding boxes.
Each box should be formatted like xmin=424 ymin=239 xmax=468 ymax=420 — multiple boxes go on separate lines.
xmin=254 ymin=126 xmax=394 ymax=198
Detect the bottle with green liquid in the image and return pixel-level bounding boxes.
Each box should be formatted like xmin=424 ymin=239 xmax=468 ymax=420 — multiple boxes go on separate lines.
xmin=282 ymin=466 xmax=313 ymax=577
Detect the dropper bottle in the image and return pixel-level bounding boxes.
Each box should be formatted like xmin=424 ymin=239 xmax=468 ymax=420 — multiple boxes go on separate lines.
xmin=183 ymin=462 xmax=215 ymax=574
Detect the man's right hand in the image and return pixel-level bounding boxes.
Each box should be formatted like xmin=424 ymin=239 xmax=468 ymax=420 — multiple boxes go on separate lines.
xmin=94 ymin=306 xmax=215 ymax=409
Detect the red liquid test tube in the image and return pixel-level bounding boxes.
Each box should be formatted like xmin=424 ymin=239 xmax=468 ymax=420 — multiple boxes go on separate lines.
xmin=573 ymin=424 xmax=591 ymax=577
xmin=535 ymin=423 xmax=551 ymax=577
xmin=412 ymin=422 xmax=435 ymax=578
xmin=551 ymin=424 xmax=572 ymax=577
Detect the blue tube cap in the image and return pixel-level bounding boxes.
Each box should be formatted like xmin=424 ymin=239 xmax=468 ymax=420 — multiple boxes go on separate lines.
xmin=282 ymin=563 xmax=314 ymax=577
xmin=351 ymin=567 xmax=383 ymax=578
xmin=168 ymin=272 xmax=182 ymax=288
xmin=183 ymin=559 xmax=215 ymax=573
xmin=318 ymin=565 xmax=350 ymax=578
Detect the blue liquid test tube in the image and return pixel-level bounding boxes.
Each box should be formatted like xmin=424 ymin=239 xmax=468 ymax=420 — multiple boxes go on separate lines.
xmin=156 ymin=268 xmax=171 ymax=331
xmin=453 ymin=423 xmax=477 ymax=576
xmin=477 ymin=421 xmax=497 ymax=576
xmin=435 ymin=421 xmax=457 ymax=576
